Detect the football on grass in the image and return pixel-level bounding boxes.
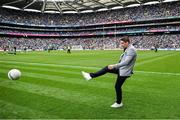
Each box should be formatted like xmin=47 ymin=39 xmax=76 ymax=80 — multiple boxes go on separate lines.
xmin=8 ymin=69 xmax=21 ymax=80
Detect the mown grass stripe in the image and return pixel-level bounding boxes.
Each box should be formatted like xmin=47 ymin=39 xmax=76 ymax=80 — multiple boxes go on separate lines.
xmin=0 ymin=86 xmax=110 ymax=119
xmin=0 ymin=79 xmax=112 ymax=104
xmin=135 ymin=70 xmax=180 ymax=76
xmin=0 ymin=66 xmax=115 ymax=85
xmin=0 ymin=52 xmax=177 ymax=71
xmin=0 ymin=100 xmax=58 ymax=119
xmin=0 ymin=69 xmax=179 ymax=100
xmin=0 ymin=60 xmax=99 ymax=70
xmin=0 ymin=70 xmax=114 ymax=99
xmin=136 ymin=52 xmax=179 ymax=66
xmin=1 ymin=60 xmax=179 ymax=76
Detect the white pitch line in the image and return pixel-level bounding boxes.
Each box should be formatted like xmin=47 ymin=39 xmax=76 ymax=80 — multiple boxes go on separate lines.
xmin=0 ymin=60 xmax=180 ymax=76
xmin=0 ymin=60 xmax=99 ymax=69
xmin=0 ymin=53 xmax=176 ymax=69
xmin=136 ymin=53 xmax=178 ymax=66
xmin=135 ymin=71 xmax=180 ymax=76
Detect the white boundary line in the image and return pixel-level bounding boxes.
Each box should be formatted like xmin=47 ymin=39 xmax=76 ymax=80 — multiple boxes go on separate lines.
xmin=0 ymin=60 xmax=180 ymax=76
xmin=136 ymin=53 xmax=178 ymax=66
xmin=135 ymin=71 xmax=180 ymax=76
xmin=0 ymin=52 xmax=177 ymax=69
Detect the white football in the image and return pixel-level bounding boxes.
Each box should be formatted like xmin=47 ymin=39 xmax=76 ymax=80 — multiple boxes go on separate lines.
xmin=8 ymin=69 xmax=21 ymax=80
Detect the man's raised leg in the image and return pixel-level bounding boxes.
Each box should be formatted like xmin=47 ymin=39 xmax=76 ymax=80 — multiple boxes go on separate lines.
xmin=82 ymin=66 xmax=118 ymax=81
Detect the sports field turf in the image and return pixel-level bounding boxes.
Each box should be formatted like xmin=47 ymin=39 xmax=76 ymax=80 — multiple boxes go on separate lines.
xmin=0 ymin=50 xmax=180 ymax=119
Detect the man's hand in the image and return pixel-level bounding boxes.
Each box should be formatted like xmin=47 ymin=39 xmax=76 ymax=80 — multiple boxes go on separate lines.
xmin=108 ymin=64 xmax=116 ymax=70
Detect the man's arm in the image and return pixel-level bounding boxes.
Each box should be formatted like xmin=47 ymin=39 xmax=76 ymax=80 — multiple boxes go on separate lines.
xmin=108 ymin=56 xmax=134 ymax=70
xmin=108 ymin=48 xmax=136 ymax=70
xmin=115 ymin=55 xmax=134 ymax=69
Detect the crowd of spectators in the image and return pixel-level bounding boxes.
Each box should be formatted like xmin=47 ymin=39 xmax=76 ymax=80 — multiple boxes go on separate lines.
xmin=0 ymin=1 xmax=179 ymax=26
xmin=132 ymin=35 xmax=180 ymax=49
xmin=0 ymin=26 xmax=179 ymax=36
xmin=0 ymin=1 xmax=179 ymax=51
xmin=0 ymin=34 xmax=179 ymax=51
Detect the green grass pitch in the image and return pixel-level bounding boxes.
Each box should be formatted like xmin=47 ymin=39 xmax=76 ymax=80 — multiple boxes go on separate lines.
xmin=0 ymin=50 xmax=180 ymax=119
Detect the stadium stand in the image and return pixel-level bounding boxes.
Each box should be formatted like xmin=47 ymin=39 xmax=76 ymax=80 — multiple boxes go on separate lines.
xmin=0 ymin=1 xmax=179 ymax=50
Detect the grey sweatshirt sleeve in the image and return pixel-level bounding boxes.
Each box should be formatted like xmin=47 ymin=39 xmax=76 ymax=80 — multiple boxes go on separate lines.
xmin=115 ymin=48 xmax=136 ymax=69
xmin=115 ymin=56 xmax=134 ymax=69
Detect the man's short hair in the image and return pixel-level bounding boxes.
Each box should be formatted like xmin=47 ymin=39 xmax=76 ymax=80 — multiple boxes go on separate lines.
xmin=121 ymin=36 xmax=130 ymax=43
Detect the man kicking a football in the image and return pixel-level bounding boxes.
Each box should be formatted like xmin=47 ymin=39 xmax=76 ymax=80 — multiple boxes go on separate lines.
xmin=81 ymin=36 xmax=137 ymax=108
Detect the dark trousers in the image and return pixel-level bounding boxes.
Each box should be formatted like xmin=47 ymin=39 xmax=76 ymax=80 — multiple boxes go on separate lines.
xmin=67 ymin=49 xmax=71 ymax=53
xmin=90 ymin=66 xmax=129 ymax=104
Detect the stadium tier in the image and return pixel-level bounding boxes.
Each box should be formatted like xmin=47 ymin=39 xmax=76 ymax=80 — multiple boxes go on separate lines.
xmin=0 ymin=0 xmax=179 ymax=50
xmin=0 ymin=1 xmax=179 ymax=25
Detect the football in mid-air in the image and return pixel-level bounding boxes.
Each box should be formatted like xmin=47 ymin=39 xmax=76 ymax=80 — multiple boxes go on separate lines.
xmin=8 ymin=69 xmax=21 ymax=80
